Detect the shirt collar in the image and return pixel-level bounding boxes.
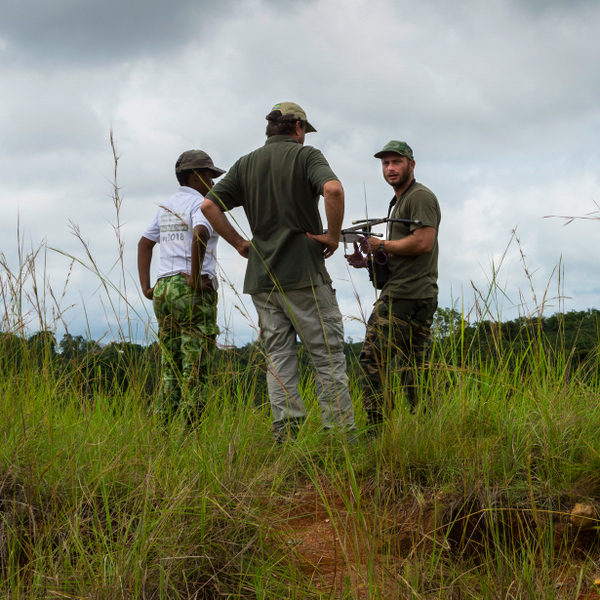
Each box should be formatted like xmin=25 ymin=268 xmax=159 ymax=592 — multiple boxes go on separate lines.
xmin=264 ymin=135 xmax=301 ymax=146
xmin=179 ymin=186 xmax=203 ymax=197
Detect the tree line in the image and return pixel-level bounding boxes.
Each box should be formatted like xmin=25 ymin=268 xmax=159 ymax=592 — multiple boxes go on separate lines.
xmin=2 ymin=308 xmax=599 ymax=397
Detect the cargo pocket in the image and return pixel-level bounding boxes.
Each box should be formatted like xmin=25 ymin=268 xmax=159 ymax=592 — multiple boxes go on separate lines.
xmin=320 ymin=305 xmax=344 ymax=354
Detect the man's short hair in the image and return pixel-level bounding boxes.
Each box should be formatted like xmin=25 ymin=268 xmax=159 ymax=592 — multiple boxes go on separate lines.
xmin=176 ymin=168 xmax=214 ymax=186
xmin=264 ymin=102 xmax=316 ymax=137
xmin=176 ymin=169 xmax=194 ymax=186
xmin=265 ymin=110 xmax=305 ymax=137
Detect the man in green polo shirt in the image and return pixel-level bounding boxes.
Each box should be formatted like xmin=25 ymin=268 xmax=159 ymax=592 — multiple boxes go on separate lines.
xmin=202 ymin=102 xmax=355 ymax=442
xmin=347 ymin=141 xmax=441 ymax=432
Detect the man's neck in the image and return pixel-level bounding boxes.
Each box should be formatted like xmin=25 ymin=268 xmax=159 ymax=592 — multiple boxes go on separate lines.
xmin=181 ymin=184 xmax=204 ymax=197
xmin=394 ymin=176 xmax=415 ymax=198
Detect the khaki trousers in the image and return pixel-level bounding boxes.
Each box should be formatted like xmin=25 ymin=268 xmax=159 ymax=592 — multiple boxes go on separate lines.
xmin=252 ymin=278 xmax=355 ymax=434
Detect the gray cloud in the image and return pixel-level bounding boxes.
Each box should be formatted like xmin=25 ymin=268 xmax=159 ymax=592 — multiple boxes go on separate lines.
xmin=0 ymin=81 xmax=105 ymax=155
xmin=512 ymin=0 xmax=598 ymax=17
xmin=0 ymin=0 xmax=313 ymax=67
xmin=1 ymin=0 xmax=223 ymax=66
xmin=1 ymin=0 xmax=599 ymax=346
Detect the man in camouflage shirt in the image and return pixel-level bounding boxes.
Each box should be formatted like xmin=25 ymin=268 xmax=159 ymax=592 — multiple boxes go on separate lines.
xmin=138 ymin=150 xmax=225 ymax=422
xmin=347 ymin=141 xmax=441 ymax=431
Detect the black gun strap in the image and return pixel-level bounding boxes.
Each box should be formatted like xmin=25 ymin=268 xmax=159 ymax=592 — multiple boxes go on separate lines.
xmin=386 ymin=196 xmax=396 ymax=219
xmin=387 ymin=178 xmax=416 ymax=236
xmin=387 ymin=178 xmax=417 ymax=218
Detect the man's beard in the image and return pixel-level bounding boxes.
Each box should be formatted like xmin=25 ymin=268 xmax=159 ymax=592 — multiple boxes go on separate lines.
xmin=387 ymin=171 xmax=411 ymax=191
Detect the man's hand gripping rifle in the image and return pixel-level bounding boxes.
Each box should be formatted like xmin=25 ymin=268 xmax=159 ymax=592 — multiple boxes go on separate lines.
xmin=342 ymin=217 xmax=422 ymax=289
xmin=342 ymin=217 xmax=422 ymax=266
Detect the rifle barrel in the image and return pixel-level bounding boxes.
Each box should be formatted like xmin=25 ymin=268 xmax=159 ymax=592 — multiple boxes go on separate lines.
xmin=341 ymin=230 xmax=383 ymax=239
xmin=388 ymin=218 xmax=422 ymax=225
xmin=350 ymin=217 xmax=422 ymax=226
xmin=351 ymin=218 xmax=386 ymax=225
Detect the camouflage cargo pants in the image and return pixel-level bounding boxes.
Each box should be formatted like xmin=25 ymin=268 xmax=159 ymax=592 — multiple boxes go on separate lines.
xmin=359 ymin=296 xmax=437 ymax=422
xmin=153 ymin=274 xmax=218 ymax=420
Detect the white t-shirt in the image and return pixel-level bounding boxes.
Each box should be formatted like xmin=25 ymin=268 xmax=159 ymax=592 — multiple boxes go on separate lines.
xmin=143 ymin=186 xmax=219 ymax=286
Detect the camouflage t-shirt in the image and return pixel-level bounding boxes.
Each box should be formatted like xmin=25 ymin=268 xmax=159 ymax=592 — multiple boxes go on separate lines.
xmin=205 ymin=135 xmax=336 ymax=294
xmin=381 ymin=181 xmax=441 ymax=300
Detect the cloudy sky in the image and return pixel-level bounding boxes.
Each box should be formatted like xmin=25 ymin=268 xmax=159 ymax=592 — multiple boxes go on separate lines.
xmin=1 ymin=0 xmax=599 ymax=347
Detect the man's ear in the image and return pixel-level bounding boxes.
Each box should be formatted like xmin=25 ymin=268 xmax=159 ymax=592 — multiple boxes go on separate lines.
xmin=197 ymin=170 xmax=211 ymax=185
xmin=186 ymin=171 xmax=197 ymax=187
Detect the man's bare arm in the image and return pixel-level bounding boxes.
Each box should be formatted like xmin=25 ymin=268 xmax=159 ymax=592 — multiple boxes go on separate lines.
xmin=201 ymin=198 xmax=250 ymax=258
xmin=362 ymin=226 xmax=436 ymax=256
xmin=188 ymin=225 xmax=210 ymax=290
xmin=137 ymin=236 xmax=156 ymax=300
xmin=305 ymin=179 xmax=344 ymax=258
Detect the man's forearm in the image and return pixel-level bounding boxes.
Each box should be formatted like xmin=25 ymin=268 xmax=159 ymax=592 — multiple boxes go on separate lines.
xmin=322 ymin=180 xmax=344 ymax=238
xmin=137 ymin=237 xmax=154 ymax=291
xmin=190 ymin=225 xmax=209 ymax=288
xmin=305 ymin=180 xmax=344 ymax=258
xmin=381 ymin=226 xmax=435 ymax=256
xmin=381 ymin=237 xmax=424 ymax=256
xmin=201 ymin=199 xmax=249 ymax=256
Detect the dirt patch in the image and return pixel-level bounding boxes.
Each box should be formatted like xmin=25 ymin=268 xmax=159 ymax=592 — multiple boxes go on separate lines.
xmin=272 ymin=487 xmax=399 ymax=598
xmin=269 ymin=484 xmax=600 ymax=598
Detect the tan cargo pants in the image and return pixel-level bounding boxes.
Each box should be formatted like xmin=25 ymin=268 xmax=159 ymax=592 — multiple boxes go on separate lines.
xmin=252 ymin=277 xmax=355 ymax=436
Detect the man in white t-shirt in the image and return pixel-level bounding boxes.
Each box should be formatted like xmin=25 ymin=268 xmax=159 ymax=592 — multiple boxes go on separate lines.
xmin=138 ymin=150 xmax=225 ymax=422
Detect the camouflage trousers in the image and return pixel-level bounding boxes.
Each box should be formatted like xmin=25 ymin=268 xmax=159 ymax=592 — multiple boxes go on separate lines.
xmin=153 ymin=274 xmax=218 ymax=420
xmin=359 ymin=296 xmax=437 ymax=422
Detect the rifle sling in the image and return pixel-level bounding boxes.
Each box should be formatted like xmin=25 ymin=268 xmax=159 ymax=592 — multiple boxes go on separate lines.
xmin=386 ymin=178 xmax=417 ymax=238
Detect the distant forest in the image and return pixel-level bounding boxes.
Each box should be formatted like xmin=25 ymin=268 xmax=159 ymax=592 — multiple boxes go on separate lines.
xmin=2 ymin=308 xmax=599 ymax=398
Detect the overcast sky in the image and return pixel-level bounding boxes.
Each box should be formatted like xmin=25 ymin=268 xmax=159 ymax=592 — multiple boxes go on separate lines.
xmin=1 ymin=0 xmax=599 ymax=347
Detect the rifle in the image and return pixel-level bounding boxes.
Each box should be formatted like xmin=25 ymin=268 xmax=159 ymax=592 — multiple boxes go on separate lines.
xmin=341 ymin=217 xmax=422 ymax=289
xmin=340 ymin=217 xmax=422 ymax=244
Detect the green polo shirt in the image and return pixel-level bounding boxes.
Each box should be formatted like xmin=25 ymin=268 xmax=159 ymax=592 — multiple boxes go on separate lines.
xmin=381 ymin=181 xmax=441 ymax=300
xmin=206 ymin=135 xmax=336 ymax=294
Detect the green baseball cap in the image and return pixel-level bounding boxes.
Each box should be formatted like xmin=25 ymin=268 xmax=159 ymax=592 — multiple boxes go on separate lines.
xmin=269 ymin=101 xmax=317 ymax=133
xmin=175 ymin=150 xmax=226 ymax=178
xmin=374 ymin=140 xmax=414 ymax=160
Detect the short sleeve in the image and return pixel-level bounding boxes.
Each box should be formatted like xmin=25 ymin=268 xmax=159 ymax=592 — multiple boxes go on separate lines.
xmin=305 ymin=147 xmax=339 ymax=196
xmin=190 ymin=201 xmax=214 ymax=236
xmin=407 ymin=190 xmax=439 ymax=231
xmin=205 ymin=161 xmax=243 ymax=211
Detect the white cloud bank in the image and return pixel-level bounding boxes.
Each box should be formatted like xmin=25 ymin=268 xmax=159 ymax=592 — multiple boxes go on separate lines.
xmin=1 ymin=0 xmax=599 ymax=345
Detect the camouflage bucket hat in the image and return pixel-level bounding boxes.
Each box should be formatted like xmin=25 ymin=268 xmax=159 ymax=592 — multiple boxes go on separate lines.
xmin=374 ymin=140 xmax=414 ymax=161
xmin=175 ymin=150 xmax=226 ymax=178
xmin=268 ymin=101 xmax=317 ymax=133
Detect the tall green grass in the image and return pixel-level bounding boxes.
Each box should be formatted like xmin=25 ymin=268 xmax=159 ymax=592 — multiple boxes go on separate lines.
xmin=2 ymin=266 xmax=600 ymax=599
xmin=2 ymin=163 xmax=600 ymax=597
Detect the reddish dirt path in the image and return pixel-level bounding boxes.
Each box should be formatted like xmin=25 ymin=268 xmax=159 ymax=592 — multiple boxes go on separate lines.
xmin=269 ymin=484 xmax=600 ymax=599
xmin=272 ymin=486 xmax=407 ymax=598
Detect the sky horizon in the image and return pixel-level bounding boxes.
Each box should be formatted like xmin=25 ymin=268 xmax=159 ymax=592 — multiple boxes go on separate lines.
xmin=1 ymin=0 xmax=599 ymax=347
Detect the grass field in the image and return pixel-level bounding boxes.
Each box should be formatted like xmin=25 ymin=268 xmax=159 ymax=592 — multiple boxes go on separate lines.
xmin=2 ymin=198 xmax=600 ymax=597
xmin=2 ymin=295 xmax=600 ymax=599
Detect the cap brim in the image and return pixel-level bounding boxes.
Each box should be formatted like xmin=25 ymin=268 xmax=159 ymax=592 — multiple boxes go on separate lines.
xmin=305 ymin=121 xmax=317 ymax=133
xmin=374 ymin=150 xmax=403 ymax=159
xmin=208 ymin=167 xmax=226 ymax=178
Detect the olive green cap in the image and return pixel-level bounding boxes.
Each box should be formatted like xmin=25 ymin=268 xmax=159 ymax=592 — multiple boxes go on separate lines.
xmin=374 ymin=140 xmax=414 ymax=160
xmin=268 ymin=102 xmax=317 ymax=133
xmin=175 ymin=150 xmax=226 ymax=178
